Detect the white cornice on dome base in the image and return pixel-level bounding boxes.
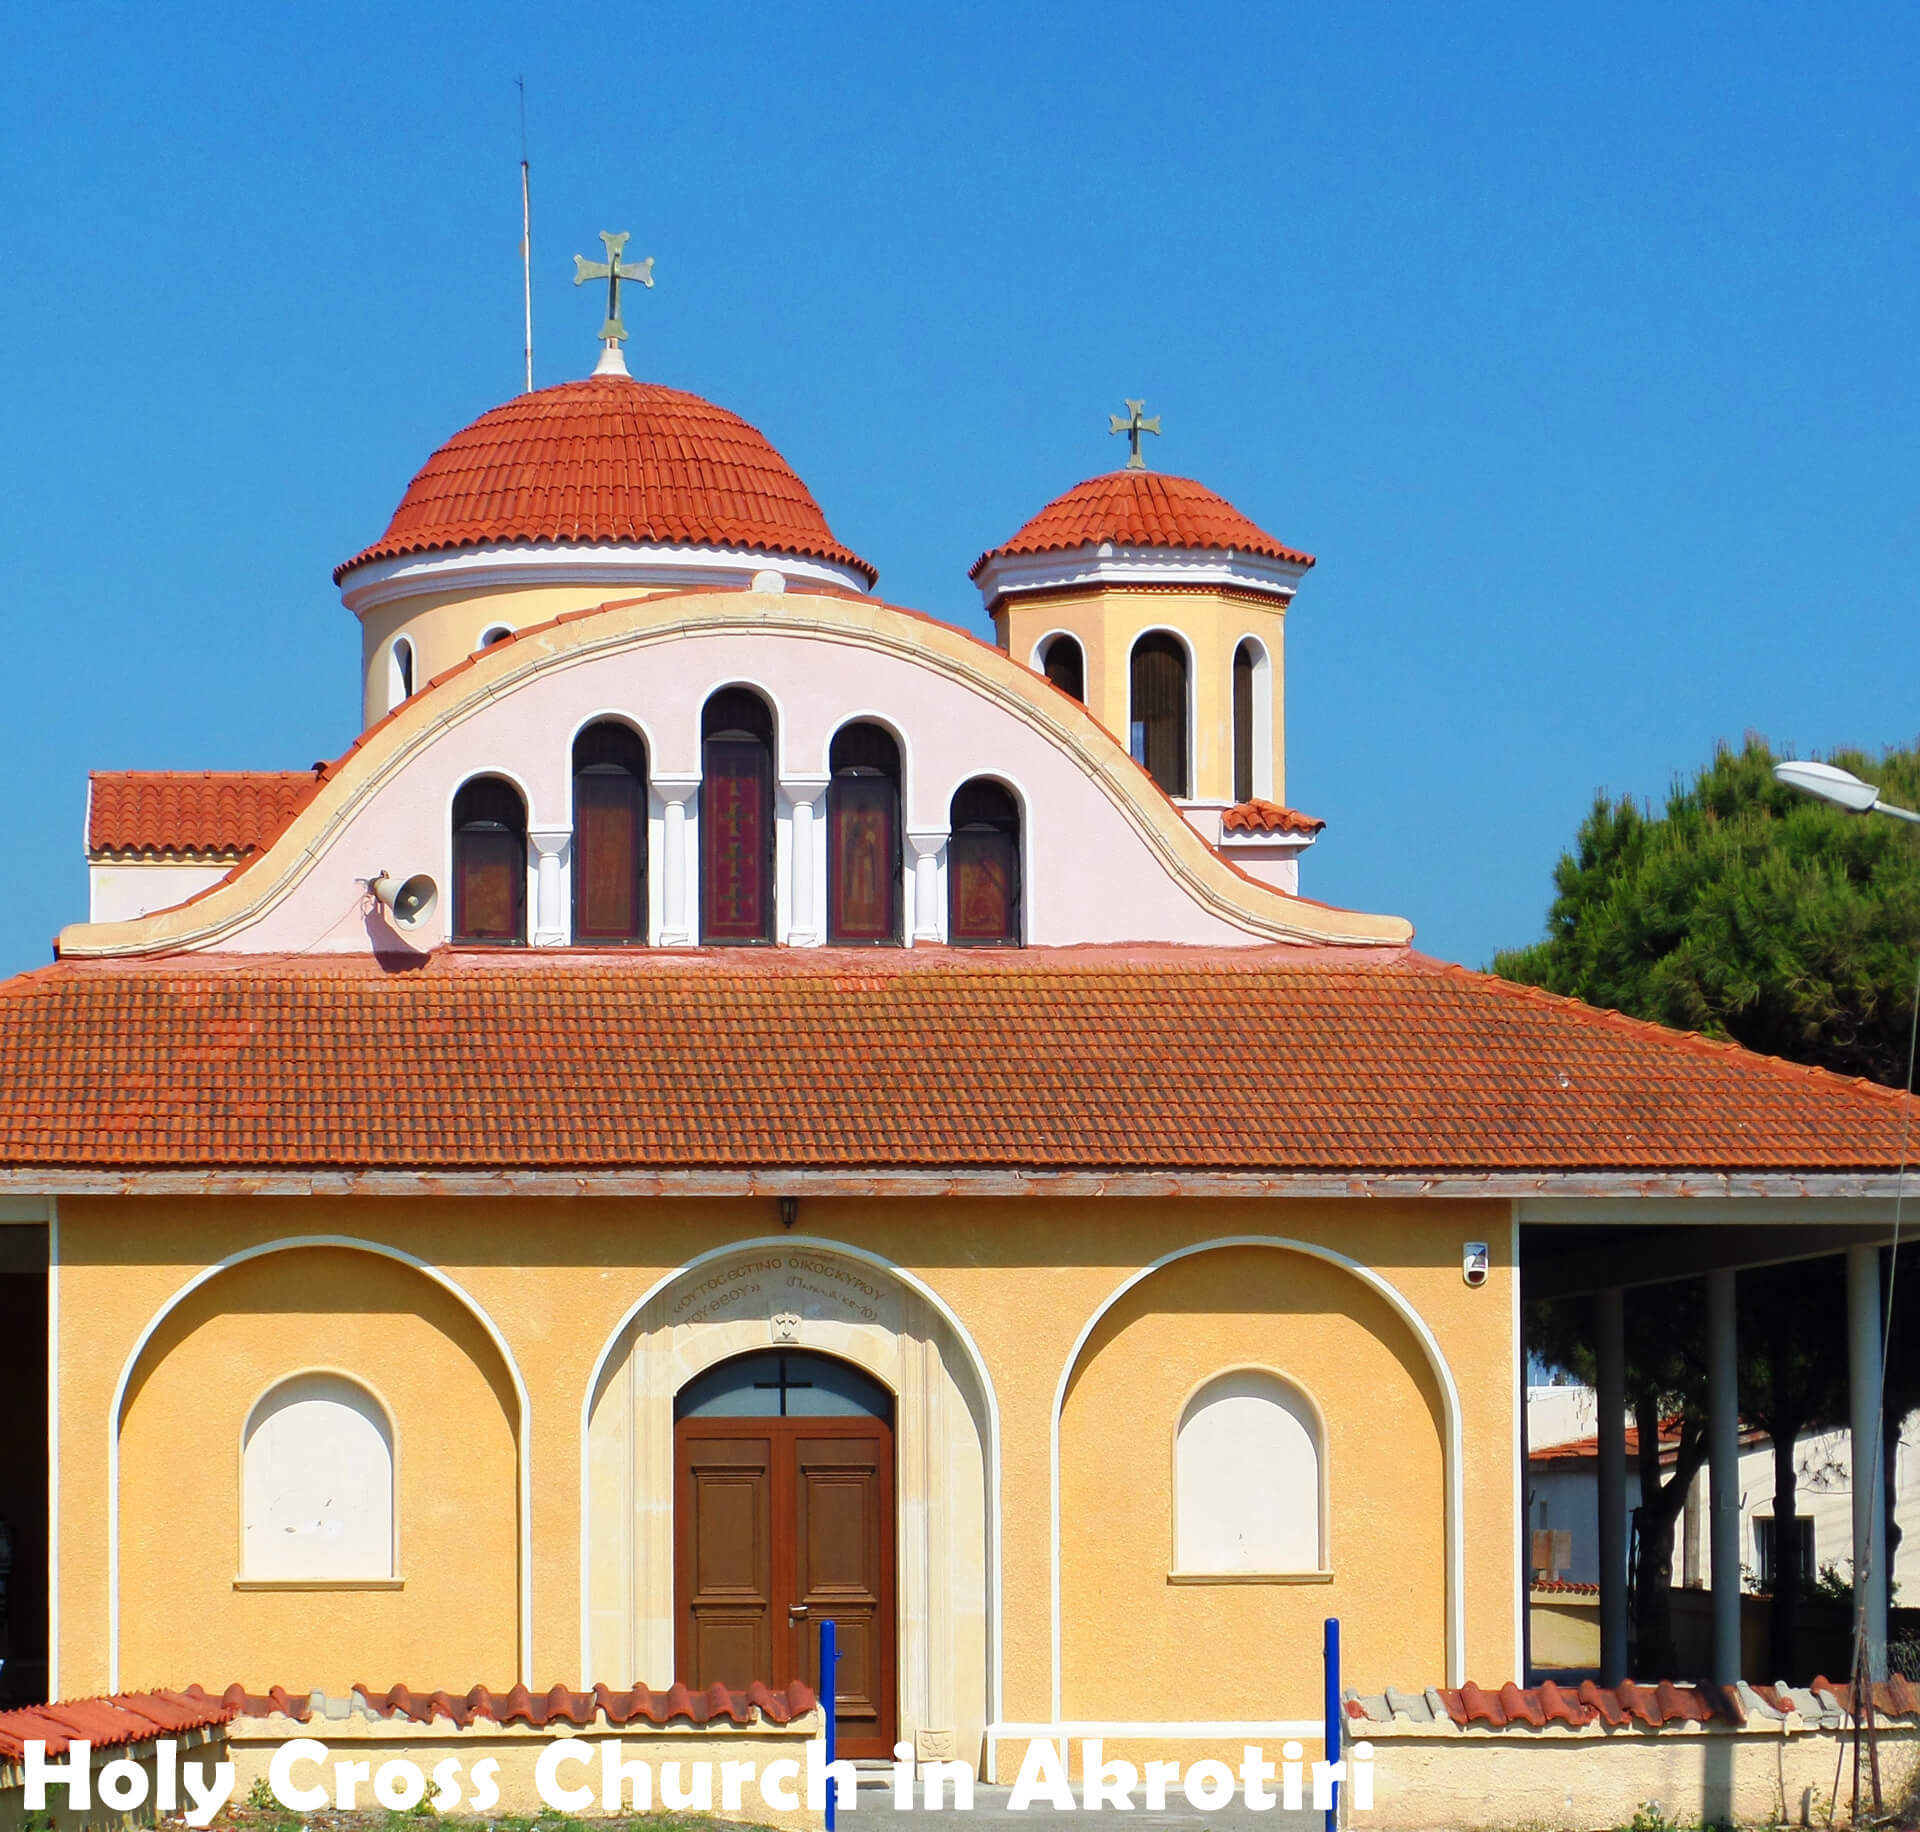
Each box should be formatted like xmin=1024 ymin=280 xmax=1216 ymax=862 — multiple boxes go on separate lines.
xmin=972 ymin=541 xmax=1310 ymax=610
xmin=338 ymin=539 xmax=873 ymax=617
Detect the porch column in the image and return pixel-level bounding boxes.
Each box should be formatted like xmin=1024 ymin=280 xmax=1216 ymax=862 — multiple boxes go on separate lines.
xmin=655 ymin=776 xmax=699 ymax=947
xmin=1596 ymin=1285 xmax=1629 ymax=1684
xmin=1706 ymin=1267 xmax=1741 ymax=1684
xmin=1849 ymin=1244 xmax=1891 ymax=1680
xmin=528 ymin=827 xmax=570 ymax=946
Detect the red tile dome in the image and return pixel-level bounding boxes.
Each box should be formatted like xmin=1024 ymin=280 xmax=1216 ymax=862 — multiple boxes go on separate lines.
xmin=971 ymin=469 xmax=1312 ymax=578
xmin=336 ymin=376 xmax=875 ymax=585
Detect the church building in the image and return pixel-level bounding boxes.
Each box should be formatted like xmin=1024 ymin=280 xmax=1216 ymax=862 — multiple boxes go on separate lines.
xmin=0 ymin=244 xmax=1912 ymax=1780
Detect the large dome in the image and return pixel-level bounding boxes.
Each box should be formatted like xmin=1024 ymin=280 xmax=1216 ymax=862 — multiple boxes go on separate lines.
xmin=336 ymin=376 xmax=875 ymax=586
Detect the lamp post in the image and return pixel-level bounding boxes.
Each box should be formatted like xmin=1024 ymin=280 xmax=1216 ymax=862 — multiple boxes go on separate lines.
xmin=1772 ymin=759 xmax=1920 ymax=824
xmin=1772 ymin=756 xmax=1917 ymax=1682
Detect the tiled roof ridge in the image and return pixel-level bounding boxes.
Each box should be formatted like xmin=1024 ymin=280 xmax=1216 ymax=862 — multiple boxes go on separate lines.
xmin=1428 ymin=956 xmax=1919 ymax=1111
xmin=971 ymin=468 xmax=1315 ymax=579
xmin=336 ymin=375 xmax=876 ymax=584
xmin=180 ymin=1679 xmax=817 ymax=1729
xmin=1345 ymin=1674 xmax=1920 ymax=1729
xmin=88 ymin=769 xmax=323 ymax=860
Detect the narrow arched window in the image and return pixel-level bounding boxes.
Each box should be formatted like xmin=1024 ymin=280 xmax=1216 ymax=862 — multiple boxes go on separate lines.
xmin=242 ymin=1373 xmax=394 ymax=1580
xmin=1233 ymin=640 xmax=1257 ymax=805
xmin=1129 ymin=633 xmax=1189 ymax=797
xmin=701 ymin=689 xmax=776 ymax=944
xmin=1175 ymin=1371 xmax=1323 ymax=1575
xmin=452 ymin=775 xmax=527 ymax=944
xmin=573 ymin=722 xmax=649 ymax=944
xmin=828 ymin=722 xmax=902 ymax=945
xmin=948 ymin=779 xmax=1021 ymax=946
xmin=1042 ymin=634 xmax=1085 ymax=704
xmin=388 ymin=637 xmax=414 ymax=711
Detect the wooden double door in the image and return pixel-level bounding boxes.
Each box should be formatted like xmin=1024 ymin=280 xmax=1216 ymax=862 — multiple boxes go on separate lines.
xmin=674 ymin=1352 xmax=897 ymax=1759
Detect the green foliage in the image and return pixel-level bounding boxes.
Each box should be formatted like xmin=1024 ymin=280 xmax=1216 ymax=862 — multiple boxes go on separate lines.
xmin=1494 ymin=737 xmax=1920 ymax=1087
xmin=247 ymin=1775 xmax=280 ymax=1810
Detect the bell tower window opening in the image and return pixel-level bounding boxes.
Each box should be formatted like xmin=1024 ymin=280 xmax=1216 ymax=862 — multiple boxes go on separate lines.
xmin=573 ymin=721 xmax=649 ymax=944
xmin=452 ymin=775 xmax=528 ymax=945
xmin=701 ymin=688 xmax=776 ymax=945
xmin=1129 ymin=631 xmax=1190 ymax=798
xmin=827 ymin=722 xmax=903 ymax=946
xmin=948 ymin=779 xmax=1021 ymax=946
xmin=388 ymin=637 xmax=414 ymax=711
xmin=1233 ymin=640 xmax=1257 ymax=805
xmin=1041 ymin=634 xmax=1085 ymax=704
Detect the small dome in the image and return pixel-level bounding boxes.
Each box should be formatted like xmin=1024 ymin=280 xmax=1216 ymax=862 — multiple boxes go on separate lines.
xmin=336 ymin=376 xmax=875 ymax=586
xmin=971 ymin=469 xmax=1313 ymax=579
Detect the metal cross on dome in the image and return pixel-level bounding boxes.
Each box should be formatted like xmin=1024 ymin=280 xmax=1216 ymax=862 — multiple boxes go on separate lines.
xmin=573 ymin=230 xmax=654 ymax=344
xmin=1109 ymin=398 xmax=1161 ymax=470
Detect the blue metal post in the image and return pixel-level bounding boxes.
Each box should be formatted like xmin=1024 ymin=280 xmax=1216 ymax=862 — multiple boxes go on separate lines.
xmin=1324 ymin=1616 xmax=1341 ymax=1832
xmin=821 ymin=1618 xmax=841 ymax=1832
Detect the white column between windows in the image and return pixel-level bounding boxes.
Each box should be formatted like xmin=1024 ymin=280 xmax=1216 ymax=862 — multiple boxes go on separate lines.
xmin=906 ymin=830 xmax=946 ymax=946
xmin=528 ymin=828 xmax=570 ymax=947
xmin=655 ymin=776 xmax=699 ymax=947
xmin=784 ymin=774 xmax=828 ymax=947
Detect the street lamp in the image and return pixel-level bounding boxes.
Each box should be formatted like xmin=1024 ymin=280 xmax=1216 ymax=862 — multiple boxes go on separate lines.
xmin=1773 ymin=759 xmax=1920 ymax=823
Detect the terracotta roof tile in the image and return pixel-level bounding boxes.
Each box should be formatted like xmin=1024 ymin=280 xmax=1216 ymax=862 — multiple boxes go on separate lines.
xmin=190 ymin=1681 xmax=815 ymax=1729
xmin=0 ymin=951 xmax=1914 ymax=1172
xmin=88 ymin=772 xmax=320 ymax=860
xmin=0 ymin=1690 xmax=234 ymax=1760
xmin=337 ymin=378 xmax=875 ymax=585
xmin=971 ymin=470 xmax=1314 ymax=579
xmin=1222 ymin=799 xmax=1326 ymax=836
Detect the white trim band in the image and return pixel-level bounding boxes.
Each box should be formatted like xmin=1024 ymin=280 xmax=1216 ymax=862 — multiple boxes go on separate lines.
xmin=974 ymin=542 xmax=1308 ymax=609
xmin=339 ymin=540 xmax=873 ymax=615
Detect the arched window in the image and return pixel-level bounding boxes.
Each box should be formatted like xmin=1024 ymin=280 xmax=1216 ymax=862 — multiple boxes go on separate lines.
xmin=388 ymin=637 xmax=414 ymax=711
xmin=828 ymin=722 xmax=902 ymax=945
xmin=701 ymin=689 xmax=776 ymax=944
xmin=479 ymin=624 xmax=514 ymax=650
xmin=573 ymin=722 xmax=649 ymax=944
xmin=242 ymin=1373 xmax=394 ymax=1580
xmin=452 ymin=775 xmax=527 ymax=944
xmin=675 ymin=1350 xmax=894 ymax=1422
xmin=948 ymin=779 xmax=1021 ymax=946
xmin=1233 ymin=640 xmax=1257 ymax=804
xmin=1129 ymin=632 xmax=1189 ymax=797
xmin=1041 ymin=634 xmax=1085 ymax=704
xmin=1175 ymin=1371 xmax=1323 ymax=1575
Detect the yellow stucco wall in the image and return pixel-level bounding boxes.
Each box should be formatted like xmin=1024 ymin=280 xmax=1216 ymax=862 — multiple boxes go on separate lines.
xmin=1061 ymin=1247 xmax=1446 ymax=1717
xmin=53 ymin=1196 xmax=1517 ymax=1740
xmin=114 ymin=1247 xmax=518 ymax=1691
xmin=994 ymin=587 xmax=1290 ymax=803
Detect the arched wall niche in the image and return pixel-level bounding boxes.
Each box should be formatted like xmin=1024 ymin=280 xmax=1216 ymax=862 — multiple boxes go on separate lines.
xmin=585 ymin=1242 xmax=993 ymax=1765
xmin=1057 ymin=1243 xmax=1447 ymax=1723
xmin=115 ymin=1245 xmax=520 ymax=1694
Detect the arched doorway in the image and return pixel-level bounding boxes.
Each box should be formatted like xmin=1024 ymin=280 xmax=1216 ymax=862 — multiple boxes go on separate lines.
xmin=674 ymin=1349 xmax=897 ymax=1758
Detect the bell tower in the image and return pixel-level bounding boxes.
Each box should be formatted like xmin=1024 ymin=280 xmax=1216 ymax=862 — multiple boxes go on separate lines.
xmin=970 ymin=409 xmax=1313 ymax=814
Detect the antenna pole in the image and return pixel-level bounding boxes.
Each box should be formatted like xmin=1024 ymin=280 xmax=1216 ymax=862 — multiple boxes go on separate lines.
xmin=518 ymin=77 xmax=533 ymax=393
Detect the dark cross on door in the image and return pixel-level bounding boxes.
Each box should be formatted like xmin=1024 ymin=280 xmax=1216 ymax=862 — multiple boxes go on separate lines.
xmin=752 ymin=1355 xmax=816 ymax=1417
xmin=573 ymin=231 xmax=655 ymax=344
xmin=1109 ymin=397 xmax=1162 ymax=470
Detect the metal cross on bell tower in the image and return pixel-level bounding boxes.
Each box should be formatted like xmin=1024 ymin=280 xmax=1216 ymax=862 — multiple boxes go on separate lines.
xmin=1109 ymin=398 xmax=1162 ymax=469
xmin=573 ymin=231 xmax=654 ymax=374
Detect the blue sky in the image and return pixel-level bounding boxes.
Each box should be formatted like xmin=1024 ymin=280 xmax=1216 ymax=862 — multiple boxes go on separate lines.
xmin=3 ymin=3 xmax=1916 ymax=977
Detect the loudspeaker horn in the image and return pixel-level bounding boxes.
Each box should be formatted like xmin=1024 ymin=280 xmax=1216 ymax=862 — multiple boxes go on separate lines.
xmin=369 ymin=871 xmax=438 ymax=930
